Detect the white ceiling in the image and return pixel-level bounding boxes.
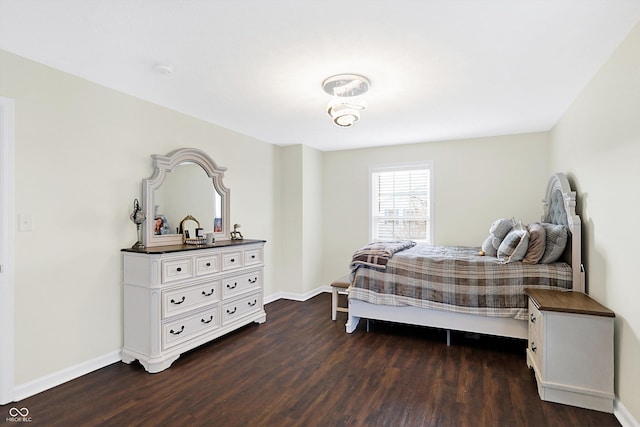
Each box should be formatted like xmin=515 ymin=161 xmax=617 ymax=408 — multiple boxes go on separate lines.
xmin=1 ymin=0 xmax=640 ymax=151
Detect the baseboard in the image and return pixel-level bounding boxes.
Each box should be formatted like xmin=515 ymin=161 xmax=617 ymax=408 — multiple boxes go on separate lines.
xmin=264 ymin=286 xmax=330 ymax=304
xmin=615 ymin=398 xmax=640 ymax=427
xmin=13 ymin=350 xmax=122 ymax=402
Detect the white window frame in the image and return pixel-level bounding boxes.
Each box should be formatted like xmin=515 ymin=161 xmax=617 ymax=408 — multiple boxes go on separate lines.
xmin=369 ymin=161 xmax=434 ymax=244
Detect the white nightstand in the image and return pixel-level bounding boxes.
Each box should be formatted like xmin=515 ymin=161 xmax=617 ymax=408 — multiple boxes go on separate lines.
xmin=525 ymin=288 xmax=615 ymax=413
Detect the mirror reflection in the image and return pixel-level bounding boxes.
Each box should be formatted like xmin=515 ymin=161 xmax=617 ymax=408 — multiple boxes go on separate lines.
xmin=153 ymin=162 xmax=221 ymax=236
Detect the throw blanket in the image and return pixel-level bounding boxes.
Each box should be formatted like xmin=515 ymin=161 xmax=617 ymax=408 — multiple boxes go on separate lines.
xmin=350 ymin=240 xmax=416 ymax=270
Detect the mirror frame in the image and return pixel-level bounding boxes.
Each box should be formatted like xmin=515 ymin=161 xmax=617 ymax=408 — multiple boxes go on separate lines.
xmin=141 ymin=148 xmax=230 ymax=247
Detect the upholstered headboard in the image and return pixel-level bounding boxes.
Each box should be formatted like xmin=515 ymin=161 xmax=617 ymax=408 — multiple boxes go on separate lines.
xmin=542 ymin=173 xmax=585 ymax=293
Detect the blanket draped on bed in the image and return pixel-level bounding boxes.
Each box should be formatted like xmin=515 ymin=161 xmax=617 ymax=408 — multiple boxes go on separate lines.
xmin=349 ymin=244 xmax=573 ymax=320
xmin=349 ymin=240 xmax=417 ymax=270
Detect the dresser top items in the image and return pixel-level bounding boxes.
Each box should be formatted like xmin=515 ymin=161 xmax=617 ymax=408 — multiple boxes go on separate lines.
xmin=124 ymin=147 xmax=265 ymax=255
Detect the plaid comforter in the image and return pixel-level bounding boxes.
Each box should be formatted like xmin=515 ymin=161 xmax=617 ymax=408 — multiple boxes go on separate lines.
xmin=349 ymin=245 xmax=573 ymax=320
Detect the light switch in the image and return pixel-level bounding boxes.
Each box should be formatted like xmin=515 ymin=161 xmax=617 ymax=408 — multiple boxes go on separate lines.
xmin=18 ymin=214 xmax=33 ymax=232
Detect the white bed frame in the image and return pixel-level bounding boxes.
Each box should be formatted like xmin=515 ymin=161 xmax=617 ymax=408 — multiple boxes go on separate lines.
xmin=346 ymin=172 xmax=585 ymax=340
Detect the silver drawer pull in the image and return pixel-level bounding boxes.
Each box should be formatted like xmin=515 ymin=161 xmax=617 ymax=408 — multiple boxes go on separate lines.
xmin=530 ymin=313 xmax=536 ymax=323
xmin=248 ymin=277 xmax=258 ymax=284
xmin=202 ymin=289 xmax=214 ymax=297
xmin=227 ymin=282 xmax=237 ymax=289
xmin=170 ymin=296 xmax=186 ymax=305
xmin=226 ymin=307 xmax=237 ymax=315
xmin=248 ymin=299 xmax=257 ymax=307
xmin=531 ymin=342 xmax=537 ymax=353
xmin=201 ymin=316 xmax=213 ymax=324
xmin=169 ymin=326 xmax=185 ymax=335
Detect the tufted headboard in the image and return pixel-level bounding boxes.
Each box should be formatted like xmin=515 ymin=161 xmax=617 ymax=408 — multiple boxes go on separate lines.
xmin=541 ymin=173 xmax=585 ymax=293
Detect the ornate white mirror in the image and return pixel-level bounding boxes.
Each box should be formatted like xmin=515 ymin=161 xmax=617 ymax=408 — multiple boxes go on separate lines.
xmin=141 ymin=148 xmax=230 ymax=247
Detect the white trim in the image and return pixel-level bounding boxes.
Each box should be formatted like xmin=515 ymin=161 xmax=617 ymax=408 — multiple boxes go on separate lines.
xmin=0 ymin=97 xmax=15 ymax=405
xmin=264 ymin=286 xmax=327 ymax=304
xmin=13 ymin=350 xmax=122 ymax=402
xmin=615 ymin=398 xmax=640 ymax=427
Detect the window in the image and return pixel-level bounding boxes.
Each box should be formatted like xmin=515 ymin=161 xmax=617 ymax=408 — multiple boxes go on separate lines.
xmin=370 ymin=163 xmax=432 ymax=244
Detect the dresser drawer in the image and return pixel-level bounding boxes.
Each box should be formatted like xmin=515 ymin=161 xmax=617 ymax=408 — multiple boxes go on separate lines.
xmin=195 ymin=253 xmax=220 ymax=277
xmin=222 ymin=270 xmax=262 ymax=298
xmin=162 ymin=257 xmax=193 ymax=283
xmin=528 ymin=301 xmax=544 ymax=373
xmin=222 ymin=292 xmax=262 ymax=325
xmin=244 ymin=247 xmax=263 ymax=266
xmin=528 ymin=302 xmax=544 ymax=340
xmin=162 ymin=280 xmax=221 ymax=319
xmin=162 ymin=306 xmax=220 ymax=349
xmin=221 ymin=251 xmax=243 ymax=271
xmin=529 ymin=326 xmax=544 ymax=373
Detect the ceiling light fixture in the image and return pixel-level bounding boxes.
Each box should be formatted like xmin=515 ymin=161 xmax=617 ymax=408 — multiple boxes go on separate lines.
xmin=322 ymin=74 xmax=370 ymax=128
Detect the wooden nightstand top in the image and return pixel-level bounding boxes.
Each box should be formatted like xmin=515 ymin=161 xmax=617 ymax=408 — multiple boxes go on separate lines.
xmin=525 ymin=288 xmax=615 ymax=318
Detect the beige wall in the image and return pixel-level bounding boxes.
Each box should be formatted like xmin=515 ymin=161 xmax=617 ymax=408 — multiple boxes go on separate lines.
xmin=321 ymin=133 xmax=551 ymax=284
xmin=550 ymin=21 xmax=640 ymax=422
xmin=278 ymin=145 xmax=303 ymax=293
xmin=277 ymin=144 xmax=324 ymax=295
xmin=0 ymin=50 xmax=279 ymax=385
xmin=301 ymin=145 xmax=324 ymax=293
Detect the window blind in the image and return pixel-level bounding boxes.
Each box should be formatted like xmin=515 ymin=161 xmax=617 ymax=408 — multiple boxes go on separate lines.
xmin=371 ymin=165 xmax=431 ymax=243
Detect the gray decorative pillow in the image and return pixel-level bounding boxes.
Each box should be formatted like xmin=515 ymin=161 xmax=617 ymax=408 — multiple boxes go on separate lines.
xmin=498 ymin=222 xmax=530 ymax=263
xmin=488 ymin=218 xmax=515 ymax=250
xmin=539 ymin=223 xmax=568 ymax=264
xmin=481 ymin=235 xmax=497 ymax=257
xmin=523 ymin=222 xmax=546 ymax=264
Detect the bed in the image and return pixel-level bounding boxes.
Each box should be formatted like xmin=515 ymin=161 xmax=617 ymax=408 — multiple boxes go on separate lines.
xmin=346 ymin=172 xmax=584 ymax=341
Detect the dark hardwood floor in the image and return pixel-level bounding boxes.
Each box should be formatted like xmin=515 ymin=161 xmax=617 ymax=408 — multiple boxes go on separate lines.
xmin=1 ymin=294 xmax=620 ymax=427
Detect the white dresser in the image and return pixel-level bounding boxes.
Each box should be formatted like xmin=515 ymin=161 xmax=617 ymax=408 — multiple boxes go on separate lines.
xmin=121 ymin=239 xmax=266 ymax=373
xmin=525 ymin=288 xmax=615 ymax=413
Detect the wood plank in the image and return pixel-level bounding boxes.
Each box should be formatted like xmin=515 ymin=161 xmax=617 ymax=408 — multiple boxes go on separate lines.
xmin=525 ymin=288 xmax=615 ymax=317
xmin=0 ymin=294 xmax=620 ymax=426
